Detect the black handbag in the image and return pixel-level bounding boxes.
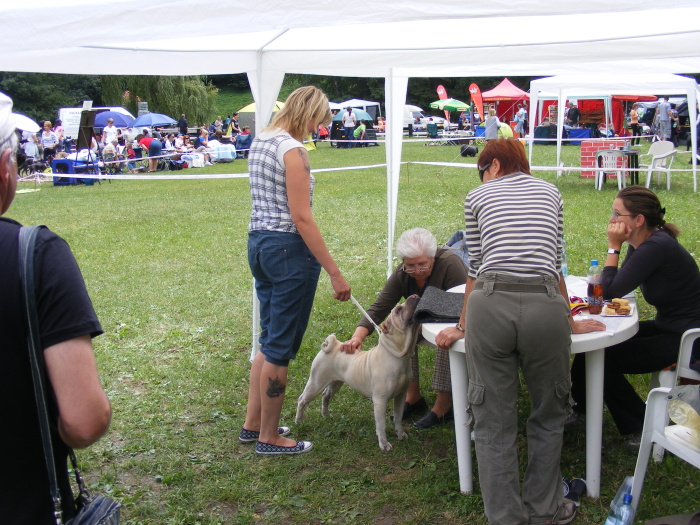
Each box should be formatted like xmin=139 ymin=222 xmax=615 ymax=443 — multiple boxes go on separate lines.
xmin=19 ymin=226 xmax=121 ymax=525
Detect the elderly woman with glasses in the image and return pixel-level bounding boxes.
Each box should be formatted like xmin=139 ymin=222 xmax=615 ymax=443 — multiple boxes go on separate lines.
xmin=341 ymin=227 xmax=468 ymax=429
xmin=435 ymin=138 xmax=604 ymax=525
xmin=568 ymin=185 xmax=700 ymax=445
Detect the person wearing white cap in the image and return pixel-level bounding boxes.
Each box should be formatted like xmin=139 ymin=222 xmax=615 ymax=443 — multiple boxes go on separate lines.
xmin=0 ymin=91 xmax=112 ymax=523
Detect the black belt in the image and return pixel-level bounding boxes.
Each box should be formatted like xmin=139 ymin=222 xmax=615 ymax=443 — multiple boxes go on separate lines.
xmin=473 ymin=281 xmax=549 ymax=293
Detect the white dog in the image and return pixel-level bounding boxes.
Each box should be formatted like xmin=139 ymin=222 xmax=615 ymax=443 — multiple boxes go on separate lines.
xmin=295 ymin=295 xmax=421 ymax=451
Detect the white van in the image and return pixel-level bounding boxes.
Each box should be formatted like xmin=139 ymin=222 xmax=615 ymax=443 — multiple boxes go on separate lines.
xmin=403 ymin=104 xmax=447 ymax=130
xmin=404 ymin=105 xmax=425 ymax=129
xmin=57 ymin=106 xmax=135 ymax=140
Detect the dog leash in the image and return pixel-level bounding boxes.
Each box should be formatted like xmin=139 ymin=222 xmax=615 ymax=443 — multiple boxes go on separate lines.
xmin=350 ymin=294 xmax=382 ymax=334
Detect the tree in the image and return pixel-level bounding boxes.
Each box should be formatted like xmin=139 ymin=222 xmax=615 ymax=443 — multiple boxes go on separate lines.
xmin=0 ymin=72 xmax=102 ymax=123
xmin=100 ymin=76 xmax=218 ymax=126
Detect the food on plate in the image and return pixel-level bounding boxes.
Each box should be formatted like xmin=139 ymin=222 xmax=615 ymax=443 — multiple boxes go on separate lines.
xmin=609 ymin=298 xmax=629 ymax=310
xmin=603 ymin=298 xmax=632 ymax=315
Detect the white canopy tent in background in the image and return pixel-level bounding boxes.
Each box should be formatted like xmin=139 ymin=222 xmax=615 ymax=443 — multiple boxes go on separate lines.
xmin=3 ymin=1 xmax=700 ymax=269
xmin=528 ymin=74 xmax=699 ymax=191
xmin=2 ymin=0 xmax=700 ymax=272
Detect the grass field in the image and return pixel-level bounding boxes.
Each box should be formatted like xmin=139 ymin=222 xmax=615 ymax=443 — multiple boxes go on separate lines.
xmin=12 ymin=140 xmax=700 ymax=524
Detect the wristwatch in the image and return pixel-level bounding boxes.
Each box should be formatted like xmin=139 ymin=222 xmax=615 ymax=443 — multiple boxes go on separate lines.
xmin=607 ymin=248 xmax=620 ymax=255
xmin=455 ymin=322 xmax=465 ymax=333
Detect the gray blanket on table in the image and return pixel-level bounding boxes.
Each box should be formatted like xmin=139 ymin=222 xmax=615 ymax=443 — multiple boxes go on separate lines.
xmin=413 ymin=286 xmax=464 ymax=323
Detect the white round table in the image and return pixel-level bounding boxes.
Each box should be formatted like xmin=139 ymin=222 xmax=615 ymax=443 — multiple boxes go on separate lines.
xmin=421 ymin=283 xmax=639 ymax=497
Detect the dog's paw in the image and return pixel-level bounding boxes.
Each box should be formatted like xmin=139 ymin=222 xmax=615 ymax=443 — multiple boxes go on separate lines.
xmin=395 ymin=429 xmax=408 ymax=441
xmin=379 ymin=441 xmax=393 ymax=452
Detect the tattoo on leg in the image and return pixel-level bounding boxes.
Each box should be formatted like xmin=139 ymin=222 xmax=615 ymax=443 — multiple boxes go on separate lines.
xmin=266 ymin=377 xmax=286 ymax=398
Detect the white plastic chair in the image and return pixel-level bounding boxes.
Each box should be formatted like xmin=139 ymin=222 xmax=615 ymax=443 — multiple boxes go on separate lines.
xmin=595 ymin=149 xmax=626 ymax=190
xmin=640 ymin=141 xmax=676 ymax=190
xmin=649 ymin=329 xmax=700 ymax=461
xmin=630 ymin=329 xmax=700 ymax=511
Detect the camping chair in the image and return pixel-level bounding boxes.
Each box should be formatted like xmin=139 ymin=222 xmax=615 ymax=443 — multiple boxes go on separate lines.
xmin=640 ymin=141 xmax=676 ymax=190
xmin=101 ymin=148 xmax=119 ymax=178
xmin=425 ymin=123 xmax=441 ymax=146
xmin=236 ymin=134 xmax=253 ymax=158
xmin=595 ymin=150 xmax=626 ymax=190
xmin=630 ymin=329 xmax=700 ymax=512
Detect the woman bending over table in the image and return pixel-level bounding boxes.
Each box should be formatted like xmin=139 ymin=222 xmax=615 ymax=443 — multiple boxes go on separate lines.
xmin=435 ymin=138 xmax=604 ymax=525
xmin=569 ymin=186 xmax=700 ymax=443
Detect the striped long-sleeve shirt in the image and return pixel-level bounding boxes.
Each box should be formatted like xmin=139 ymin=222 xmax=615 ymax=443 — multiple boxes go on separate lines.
xmin=464 ymin=172 xmax=564 ymax=280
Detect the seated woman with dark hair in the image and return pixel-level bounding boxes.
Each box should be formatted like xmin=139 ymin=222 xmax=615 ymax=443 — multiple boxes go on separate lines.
xmin=568 ymin=186 xmax=700 ymax=445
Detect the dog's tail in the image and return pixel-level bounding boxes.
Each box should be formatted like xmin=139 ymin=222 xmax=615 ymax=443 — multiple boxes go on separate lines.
xmin=321 ymin=334 xmax=338 ymax=353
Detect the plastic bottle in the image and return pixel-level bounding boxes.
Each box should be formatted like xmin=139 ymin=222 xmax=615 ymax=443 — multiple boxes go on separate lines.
xmin=604 ymin=493 xmax=635 ymax=525
xmin=608 ymin=476 xmax=633 ymax=518
xmin=587 ymin=259 xmax=603 ymax=315
xmin=561 ymin=236 xmax=569 ymax=277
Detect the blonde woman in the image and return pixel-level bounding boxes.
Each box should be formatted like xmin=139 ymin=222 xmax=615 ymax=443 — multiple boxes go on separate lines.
xmin=484 ymin=108 xmax=500 ymax=141
xmin=241 ymin=86 xmax=351 ymax=455
xmin=39 ymin=120 xmax=58 ymax=161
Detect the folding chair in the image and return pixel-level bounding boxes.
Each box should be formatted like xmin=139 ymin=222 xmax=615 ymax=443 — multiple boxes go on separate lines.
xmin=424 ymin=123 xmax=441 ymax=146
xmin=236 ymin=134 xmax=252 ymax=158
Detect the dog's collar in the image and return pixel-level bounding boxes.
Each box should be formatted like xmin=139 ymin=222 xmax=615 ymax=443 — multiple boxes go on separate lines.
xmin=350 ymin=295 xmax=382 ymax=334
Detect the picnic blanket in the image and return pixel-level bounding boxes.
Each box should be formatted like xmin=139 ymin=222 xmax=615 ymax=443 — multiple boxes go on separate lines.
xmin=413 ymin=286 xmax=464 ymax=324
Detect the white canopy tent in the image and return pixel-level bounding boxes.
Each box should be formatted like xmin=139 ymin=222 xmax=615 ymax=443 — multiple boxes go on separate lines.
xmin=528 ymin=74 xmax=699 ymax=191
xmin=3 ymin=1 xmax=700 ymax=270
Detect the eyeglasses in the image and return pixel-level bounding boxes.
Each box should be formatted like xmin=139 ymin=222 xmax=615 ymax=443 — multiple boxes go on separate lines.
xmin=478 ymin=162 xmax=491 ymax=182
xmin=402 ymin=261 xmax=433 ymax=274
xmin=611 ymin=211 xmax=634 ymax=219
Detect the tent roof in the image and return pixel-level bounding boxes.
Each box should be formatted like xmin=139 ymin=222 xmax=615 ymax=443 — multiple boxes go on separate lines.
xmin=530 ymin=74 xmax=699 ymax=97
xmin=2 ymin=2 xmax=700 ymax=76
xmin=340 ymin=99 xmax=381 ymax=108
xmin=482 ymin=78 xmax=529 ymax=101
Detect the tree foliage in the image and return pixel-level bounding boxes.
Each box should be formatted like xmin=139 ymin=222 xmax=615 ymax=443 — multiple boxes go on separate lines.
xmin=0 ymin=73 xmax=102 ymax=123
xmin=100 ymin=76 xmax=218 ymax=126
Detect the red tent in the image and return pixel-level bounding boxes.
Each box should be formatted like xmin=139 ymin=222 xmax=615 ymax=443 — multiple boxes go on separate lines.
xmin=482 ymin=78 xmax=529 ymax=101
xmin=482 ymin=78 xmax=529 ymax=122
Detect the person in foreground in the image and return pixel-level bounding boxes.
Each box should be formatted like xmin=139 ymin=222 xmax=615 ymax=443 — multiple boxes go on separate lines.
xmin=0 ymin=91 xmax=112 ymax=524
xmin=340 ymin=228 xmax=467 ymax=429
xmin=569 ymin=186 xmax=700 ymax=445
xmin=241 ymin=86 xmax=351 ymax=455
xmin=434 ymin=138 xmax=604 ymax=525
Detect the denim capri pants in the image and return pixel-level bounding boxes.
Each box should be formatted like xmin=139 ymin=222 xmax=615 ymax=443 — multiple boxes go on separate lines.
xmin=248 ymin=230 xmax=321 ymax=366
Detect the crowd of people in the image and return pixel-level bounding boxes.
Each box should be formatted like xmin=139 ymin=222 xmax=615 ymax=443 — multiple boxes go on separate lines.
xmin=4 ymin=83 xmax=700 ymax=524
xmin=16 ymin=110 xmax=253 ymax=175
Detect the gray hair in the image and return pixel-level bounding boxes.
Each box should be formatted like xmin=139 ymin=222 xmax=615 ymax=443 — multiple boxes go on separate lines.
xmin=0 ymin=130 xmax=18 ymax=158
xmin=395 ymin=228 xmax=437 ymax=259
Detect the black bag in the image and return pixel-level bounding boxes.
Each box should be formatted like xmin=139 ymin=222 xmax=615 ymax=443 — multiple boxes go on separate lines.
xmin=19 ymin=226 xmax=121 ymax=525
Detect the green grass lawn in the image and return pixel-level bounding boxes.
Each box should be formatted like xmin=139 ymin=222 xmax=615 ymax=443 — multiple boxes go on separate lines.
xmin=11 ymin=141 xmax=700 ymax=524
